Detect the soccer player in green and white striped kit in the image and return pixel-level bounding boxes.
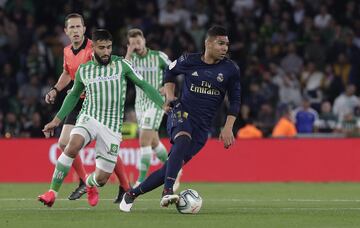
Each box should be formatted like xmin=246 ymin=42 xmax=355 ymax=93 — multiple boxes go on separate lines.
xmin=113 ymin=29 xmax=181 ymax=203
xmin=39 ymin=29 xmax=164 ymax=208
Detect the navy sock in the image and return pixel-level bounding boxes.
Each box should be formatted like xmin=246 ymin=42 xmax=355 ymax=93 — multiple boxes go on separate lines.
xmin=130 ymin=163 xmax=167 ymax=197
xmin=164 ymin=135 xmax=191 ymax=190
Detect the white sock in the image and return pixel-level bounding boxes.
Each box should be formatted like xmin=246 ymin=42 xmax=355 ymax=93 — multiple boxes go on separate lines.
xmin=57 ymin=153 xmax=74 ymax=167
xmin=153 ymin=142 xmax=167 ymax=154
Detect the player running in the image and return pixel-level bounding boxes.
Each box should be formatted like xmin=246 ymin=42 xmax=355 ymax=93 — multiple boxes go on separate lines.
xmin=119 ymin=25 xmax=241 ymax=212
xmin=38 ymin=29 xmax=164 ymax=207
xmin=45 ymin=13 xmax=130 ymax=200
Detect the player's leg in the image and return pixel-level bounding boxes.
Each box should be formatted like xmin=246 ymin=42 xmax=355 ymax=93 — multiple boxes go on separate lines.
xmin=119 ymin=162 xmax=168 ymax=212
xmin=120 ymin=105 xmax=192 ymax=212
xmin=85 ymin=167 xmax=112 ymax=207
xmin=38 ymin=134 xmax=85 ymax=207
xmin=134 ymin=108 xmax=165 ymax=186
xmin=87 ymin=121 xmax=122 ymax=206
xmin=161 ymin=137 xmax=206 ymax=208
xmin=62 ymin=104 xmax=89 ymax=200
xmin=159 ymin=101 xmax=195 ymax=206
xmin=112 ymin=156 xmax=130 ymax=203
xmin=113 ymin=106 xmax=149 ymax=203
xmin=151 ymin=132 xmax=182 ymax=192
xmin=163 ymin=132 xmax=190 ymax=191
xmin=151 ymin=108 xmax=168 ymax=163
xmin=136 ymin=129 xmax=156 ymax=185
xmin=160 ymin=131 xmax=192 ymax=207
xmin=120 ymin=136 xmax=195 ymax=212
xmin=152 ymin=132 xmax=167 ymax=163
xmin=59 ymin=125 xmax=87 ymax=200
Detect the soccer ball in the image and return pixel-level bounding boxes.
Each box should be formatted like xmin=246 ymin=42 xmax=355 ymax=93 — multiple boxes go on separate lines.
xmin=176 ymin=189 xmax=202 ymax=214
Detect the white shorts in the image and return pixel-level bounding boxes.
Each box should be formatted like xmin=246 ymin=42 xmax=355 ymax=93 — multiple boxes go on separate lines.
xmin=136 ymin=107 xmax=164 ymax=130
xmin=70 ymin=114 xmax=122 ymax=173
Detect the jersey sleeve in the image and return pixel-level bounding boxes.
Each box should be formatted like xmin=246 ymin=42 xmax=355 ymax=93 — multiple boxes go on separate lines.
xmin=164 ymin=54 xmax=187 ymax=83
xmin=63 ymin=49 xmax=69 ymax=73
xmin=227 ymin=63 xmax=241 ymax=117
xmin=56 ymin=67 xmax=85 ymax=120
xmin=122 ymin=59 xmax=164 ymax=108
xmin=158 ymin=51 xmax=171 ymax=69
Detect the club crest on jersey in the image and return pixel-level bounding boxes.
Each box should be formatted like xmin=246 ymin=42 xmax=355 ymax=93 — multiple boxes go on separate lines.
xmin=217 ymin=73 xmax=224 ymax=82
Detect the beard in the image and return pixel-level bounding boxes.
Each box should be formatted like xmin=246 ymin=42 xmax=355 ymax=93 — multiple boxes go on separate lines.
xmin=94 ymin=52 xmax=110 ymax=65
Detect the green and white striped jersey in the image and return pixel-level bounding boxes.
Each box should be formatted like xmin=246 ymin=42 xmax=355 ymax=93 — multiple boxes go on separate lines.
xmin=131 ymin=49 xmax=170 ymax=112
xmin=56 ymin=55 xmax=164 ymax=133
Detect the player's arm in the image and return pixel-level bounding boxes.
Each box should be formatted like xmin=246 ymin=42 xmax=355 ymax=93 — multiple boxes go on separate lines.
xmin=159 ymin=51 xmax=172 ymax=69
xmin=159 ymin=51 xmax=172 ymax=96
xmin=220 ymin=115 xmax=237 ymax=149
xmin=122 ymin=59 xmax=164 ymax=108
xmin=219 ymin=65 xmax=241 ymax=149
xmin=125 ymin=40 xmax=137 ymax=61
xmin=163 ymin=57 xmax=184 ymax=110
xmin=43 ymin=69 xmax=85 ymax=137
xmin=164 ymin=82 xmax=176 ymax=101
xmin=45 ymin=69 xmax=72 ymax=104
xmin=46 ymin=53 xmax=73 ymax=104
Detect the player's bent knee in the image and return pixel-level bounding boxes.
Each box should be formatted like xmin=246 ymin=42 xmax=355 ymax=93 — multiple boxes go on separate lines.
xmin=64 ymin=146 xmax=79 ymax=158
xmin=64 ymin=141 xmax=83 ymax=158
xmin=174 ymin=131 xmax=191 ymax=140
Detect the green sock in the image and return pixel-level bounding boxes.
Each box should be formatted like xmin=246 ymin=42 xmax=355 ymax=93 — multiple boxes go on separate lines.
xmin=154 ymin=142 xmax=168 ymax=163
xmin=50 ymin=153 xmax=73 ymax=192
xmin=137 ymin=146 xmax=152 ymax=182
xmin=86 ymin=172 xmax=100 ymax=187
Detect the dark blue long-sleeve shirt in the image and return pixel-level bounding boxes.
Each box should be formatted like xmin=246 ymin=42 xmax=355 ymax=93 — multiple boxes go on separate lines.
xmin=164 ymin=53 xmax=241 ymax=131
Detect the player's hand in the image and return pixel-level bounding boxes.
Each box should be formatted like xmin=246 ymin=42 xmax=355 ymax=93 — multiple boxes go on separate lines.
xmin=126 ymin=43 xmax=136 ymax=55
xmin=42 ymin=118 xmax=61 ymax=138
xmin=219 ymin=126 xmax=234 ymax=149
xmin=45 ymin=88 xmax=57 ymax=104
xmin=163 ymin=97 xmax=177 ymax=113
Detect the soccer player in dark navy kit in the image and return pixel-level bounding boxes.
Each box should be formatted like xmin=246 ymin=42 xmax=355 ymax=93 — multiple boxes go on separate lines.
xmin=120 ymin=25 xmax=241 ymax=212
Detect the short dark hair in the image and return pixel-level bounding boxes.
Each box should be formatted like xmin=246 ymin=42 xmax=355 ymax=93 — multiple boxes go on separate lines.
xmin=206 ymin=25 xmax=227 ymax=38
xmin=64 ymin=13 xmax=84 ymax=27
xmin=127 ymin=28 xmax=144 ymax=39
xmin=92 ymin=29 xmax=113 ymax=42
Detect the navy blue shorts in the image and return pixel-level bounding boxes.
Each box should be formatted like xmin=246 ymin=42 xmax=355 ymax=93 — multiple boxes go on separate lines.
xmin=166 ymin=100 xmax=208 ymax=163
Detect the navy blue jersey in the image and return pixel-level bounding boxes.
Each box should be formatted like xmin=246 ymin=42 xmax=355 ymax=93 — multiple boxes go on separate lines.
xmin=164 ymin=53 xmax=241 ymax=131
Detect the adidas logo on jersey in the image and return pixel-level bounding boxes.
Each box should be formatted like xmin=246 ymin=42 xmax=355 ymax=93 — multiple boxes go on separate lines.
xmin=192 ymin=71 xmax=199 ymax=76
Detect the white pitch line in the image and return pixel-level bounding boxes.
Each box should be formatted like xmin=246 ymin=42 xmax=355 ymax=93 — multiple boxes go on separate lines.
xmin=226 ymin=207 xmax=360 ymax=211
xmin=2 ymin=198 xmax=360 ymax=202
xmin=1 ymin=207 xmax=158 ymax=211
xmin=2 ymin=207 xmax=360 ymax=212
xmin=0 ymin=198 xmax=157 ymax=201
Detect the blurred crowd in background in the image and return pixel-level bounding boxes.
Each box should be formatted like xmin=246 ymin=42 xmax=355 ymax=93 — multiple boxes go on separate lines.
xmin=1 ymin=0 xmax=360 ymax=138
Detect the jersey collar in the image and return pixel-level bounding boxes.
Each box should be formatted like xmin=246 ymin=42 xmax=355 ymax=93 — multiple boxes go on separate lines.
xmin=71 ymin=37 xmax=88 ymax=55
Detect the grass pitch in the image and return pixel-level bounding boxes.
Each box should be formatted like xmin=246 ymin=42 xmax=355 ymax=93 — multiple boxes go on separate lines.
xmin=1 ymin=183 xmax=360 ymax=228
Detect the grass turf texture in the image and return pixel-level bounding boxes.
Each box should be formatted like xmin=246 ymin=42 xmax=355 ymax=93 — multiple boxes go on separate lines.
xmin=1 ymin=183 xmax=360 ymax=228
